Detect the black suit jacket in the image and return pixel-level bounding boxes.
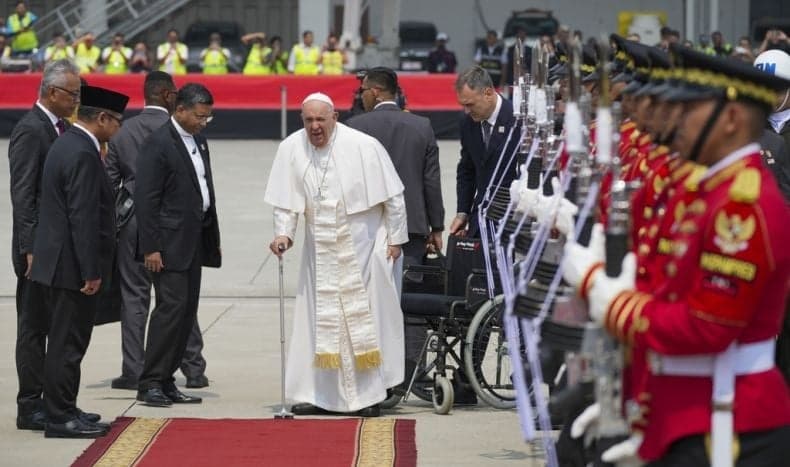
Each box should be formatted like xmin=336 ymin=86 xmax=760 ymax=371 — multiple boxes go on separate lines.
xmin=30 ymin=127 xmax=115 ymax=290
xmin=457 ymin=96 xmax=520 ymax=234
xmin=8 ymin=104 xmax=64 ymax=277
xmin=135 ymin=122 xmax=221 ymax=271
xmin=346 ymin=103 xmax=444 ymax=235
xmin=106 ymin=107 xmax=170 ymax=195
xmin=759 ymin=129 xmax=790 ymax=203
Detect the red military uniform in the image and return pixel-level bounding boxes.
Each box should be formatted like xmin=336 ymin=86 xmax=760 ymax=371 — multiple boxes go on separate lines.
xmin=602 ymin=147 xmax=790 ymax=461
xmin=624 ymin=157 xmax=705 ymax=428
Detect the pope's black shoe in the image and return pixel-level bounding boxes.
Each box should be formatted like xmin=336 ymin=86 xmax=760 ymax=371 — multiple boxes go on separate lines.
xmin=137 ymin=388 xmax=173 ymax=407
xmin=16 ymin=410 xmax=48 ymax=431
xmin=45 ymin=417 xmax=109 ymax=439
xmin=163 ymin=386 xmax=202 ymax=404
xmin=356 ymin=404 xmax=381 ymax=417
xmin=290 ymin=403 xmax=330 ymax=415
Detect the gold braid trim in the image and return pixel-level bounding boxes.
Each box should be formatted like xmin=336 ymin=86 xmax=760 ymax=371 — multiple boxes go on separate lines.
xmin=682 ymin=68 xmax=778 ymax=106
xmin=355 ymin=419 xmax=396 ymax=467
xmin=94 ymin=418 xmax=168 ymax=467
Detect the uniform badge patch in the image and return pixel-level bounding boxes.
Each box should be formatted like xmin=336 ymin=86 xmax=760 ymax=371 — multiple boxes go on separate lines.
xmin=713 ymin=211 xmax=755 ymax=255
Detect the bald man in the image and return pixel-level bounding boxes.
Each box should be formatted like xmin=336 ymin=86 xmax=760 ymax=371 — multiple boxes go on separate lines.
xmin=265 ymin=93 xmax=408 ymax=417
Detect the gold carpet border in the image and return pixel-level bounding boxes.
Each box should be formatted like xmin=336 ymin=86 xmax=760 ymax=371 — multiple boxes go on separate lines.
xmin=94 ymin=418 xmax=169 ymax=467
xmin=355 ymin=418 xmax=396 ymax=467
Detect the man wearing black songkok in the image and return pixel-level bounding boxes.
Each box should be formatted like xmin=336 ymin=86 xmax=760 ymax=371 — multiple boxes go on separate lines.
xmin=31 ymin=85 xmax=128 ymax=439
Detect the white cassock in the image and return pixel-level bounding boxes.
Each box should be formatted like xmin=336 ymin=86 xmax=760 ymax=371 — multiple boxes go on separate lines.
xmin=264 ymin=122 xmax=409 ymax=412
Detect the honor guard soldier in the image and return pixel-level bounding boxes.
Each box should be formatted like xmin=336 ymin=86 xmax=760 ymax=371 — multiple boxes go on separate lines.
xmin=566 ymin=44 xmax=790 ymax=466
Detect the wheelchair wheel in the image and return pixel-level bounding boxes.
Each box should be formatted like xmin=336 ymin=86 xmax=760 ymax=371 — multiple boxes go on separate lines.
xmin=464 ymin=295 xmax=517 ymax=409
xmin=432 ymin=375 xmax=454 ymax=415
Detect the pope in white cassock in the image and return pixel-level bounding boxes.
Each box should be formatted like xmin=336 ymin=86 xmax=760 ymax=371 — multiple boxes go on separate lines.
xmin=264 ymin=92 xmax=409 ymax=416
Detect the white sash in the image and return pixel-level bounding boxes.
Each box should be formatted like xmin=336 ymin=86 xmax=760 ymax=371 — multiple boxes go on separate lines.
xmin=312 ymin=197 xmax=381 ymax=370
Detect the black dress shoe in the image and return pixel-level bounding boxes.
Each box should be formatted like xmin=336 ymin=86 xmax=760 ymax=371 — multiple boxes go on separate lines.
xmin=76 ymin=409 xmax=101 ymax=423
xmin=163 ymin=387 xmax=202 ymax=404
xmin=185 ymin=374 xmax=209 ymax=389
xmin=290 ymin=403 xmax=330 ymax=415
xmin=111 ymin=375 xmax=139 ymax=390
xmin=17 ymin=410 xmax=47 ymax=431
xmin=356 ymin=405 xmax=381 ymax=417
xmin=45 ymin=418 xmax=109 ymax=439
xmin=137 ymin=388 xmax=173 ymax=407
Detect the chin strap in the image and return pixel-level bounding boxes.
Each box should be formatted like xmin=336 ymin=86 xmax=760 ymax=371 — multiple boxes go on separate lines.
xmin=687 ymin=97 xmax=728 ymax=163
xmin=776 ymin=90 xmax=790 ymax=113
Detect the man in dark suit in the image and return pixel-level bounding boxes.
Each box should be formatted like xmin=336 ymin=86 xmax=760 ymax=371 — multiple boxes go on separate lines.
xmin=105 ymin=72 xmax=210 ymax=391
xmin=346 ymin=66 xmax=445 ymax=397
xmin=449 ymin=66 xmax=521 ymax=237
xmin=8 ymin=58 xmax=81 ymax=431
xmin=346 ymin=67 xmax=444 ymax=264
xmin=135 ymin=83 xmax=221 ymax=407
xmin=31 ymin=85 xmax=128 ymax=438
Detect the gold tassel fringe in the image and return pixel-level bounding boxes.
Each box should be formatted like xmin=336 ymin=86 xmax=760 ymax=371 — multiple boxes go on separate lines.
xmin=314 ymin=352 xmax=341 ymax=369
xmin=354 ymin=349 xmax=382 ymax=370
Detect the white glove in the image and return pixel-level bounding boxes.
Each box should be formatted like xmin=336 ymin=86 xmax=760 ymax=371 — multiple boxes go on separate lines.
xmin=536 ymin=177 xmax=579 ymax=236
xmin=588 ymin=252 xmax=637 ymax=323
xmin=561 ymin=223 xmax=605 ymax=290
xmin=570 ymin=402 xmax=600 ymax=440
xmin=601 ymin=433 xmax=643 ymax=464
xmin=515 ymin=186 xmax=540 ymax=216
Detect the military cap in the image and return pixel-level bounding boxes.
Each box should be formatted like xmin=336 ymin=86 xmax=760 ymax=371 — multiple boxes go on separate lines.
xmin=663 ymin=43 xmax=790 ymax=110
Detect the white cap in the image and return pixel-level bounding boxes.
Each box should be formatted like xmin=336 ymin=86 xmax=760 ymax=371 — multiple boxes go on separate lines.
xmin=301 ymin=92 xmax=334 ymax=110
xmin=436 ymin=32 xmax=448 ymax=41
xmin=754 ymin=49 xmax=790 ymax=81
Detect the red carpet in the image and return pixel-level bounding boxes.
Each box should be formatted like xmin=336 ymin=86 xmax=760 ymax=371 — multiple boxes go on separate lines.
xmin=72 ymin=417 xmax=417 ymax=467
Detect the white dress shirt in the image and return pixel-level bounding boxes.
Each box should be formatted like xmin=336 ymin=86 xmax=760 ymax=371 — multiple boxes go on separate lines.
xmin=171 ymin=117 xmax=210 ymax=212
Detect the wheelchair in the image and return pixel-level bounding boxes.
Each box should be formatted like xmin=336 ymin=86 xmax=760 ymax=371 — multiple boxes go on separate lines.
xmin=393 ymin=236 xmax=518 ymax=414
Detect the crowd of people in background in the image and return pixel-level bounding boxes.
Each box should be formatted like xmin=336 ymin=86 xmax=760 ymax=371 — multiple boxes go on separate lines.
xmin=1 ymin=0 xmax=789 ymax=78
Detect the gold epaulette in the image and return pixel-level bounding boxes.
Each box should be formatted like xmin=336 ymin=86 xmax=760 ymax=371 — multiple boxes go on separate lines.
xmin=728 ymin=167 xmax=761 ymax=204
xmin=684 ymin=165 xmax=708 ymax=192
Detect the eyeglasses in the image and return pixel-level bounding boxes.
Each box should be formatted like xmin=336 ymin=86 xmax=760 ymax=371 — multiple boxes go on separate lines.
xmin=103 ymin=112 xmax=123 ymax=126
xmin=52 ymin=86 xmax=80 ymax=101
xmin=192 ymin=111 xmax=214 ymax=123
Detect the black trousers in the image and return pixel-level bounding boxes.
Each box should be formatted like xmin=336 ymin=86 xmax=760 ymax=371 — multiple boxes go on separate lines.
xmin=15 ymin=276 xmax=48 ymax=415
xmin=42 ymin=286 xmax=97 ymax=423
xmin=646 ymin=425 xmax=790 ymax=467
xmin=138 ymin=249 xmax=202 ymax=391
xmin=117 ymin=216 xmax=205 ymax=380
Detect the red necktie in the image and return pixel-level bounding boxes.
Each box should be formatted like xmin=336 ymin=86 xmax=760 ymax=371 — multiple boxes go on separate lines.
xmin=56 ymin=119 xmax=66 ymax=135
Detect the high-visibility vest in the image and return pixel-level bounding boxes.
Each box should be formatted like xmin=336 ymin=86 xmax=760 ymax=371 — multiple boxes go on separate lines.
xmin=321 ymin=50 xmax=344 ymax=75
xmin=478 ymin=45 xmax=504 ymax=84
xmin=273 ymin=51 xmax=289 ymax=74
xmin=292 ymin=44 xmax=320 ymax=75
xmin=158 ymin=42 xmax=188 ymax=75
xmin=103 ymin=47 xmax=131 ymax=74
xmin=201 ymin=48 xmax=229 ymax=74
xmin=75 ymin=43 xmax=100 ymax=73
xmin=46 ymin=46 xmax=73 ymax=62
xmin=8 ymin=13 xmax=38 ymax=52
xmin=243 ymin=44 xmax=271 ymax=75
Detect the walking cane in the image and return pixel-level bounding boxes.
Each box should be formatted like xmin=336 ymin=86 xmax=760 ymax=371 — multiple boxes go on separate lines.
xmin=274 ymin=244 xmax=294 ymax=419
